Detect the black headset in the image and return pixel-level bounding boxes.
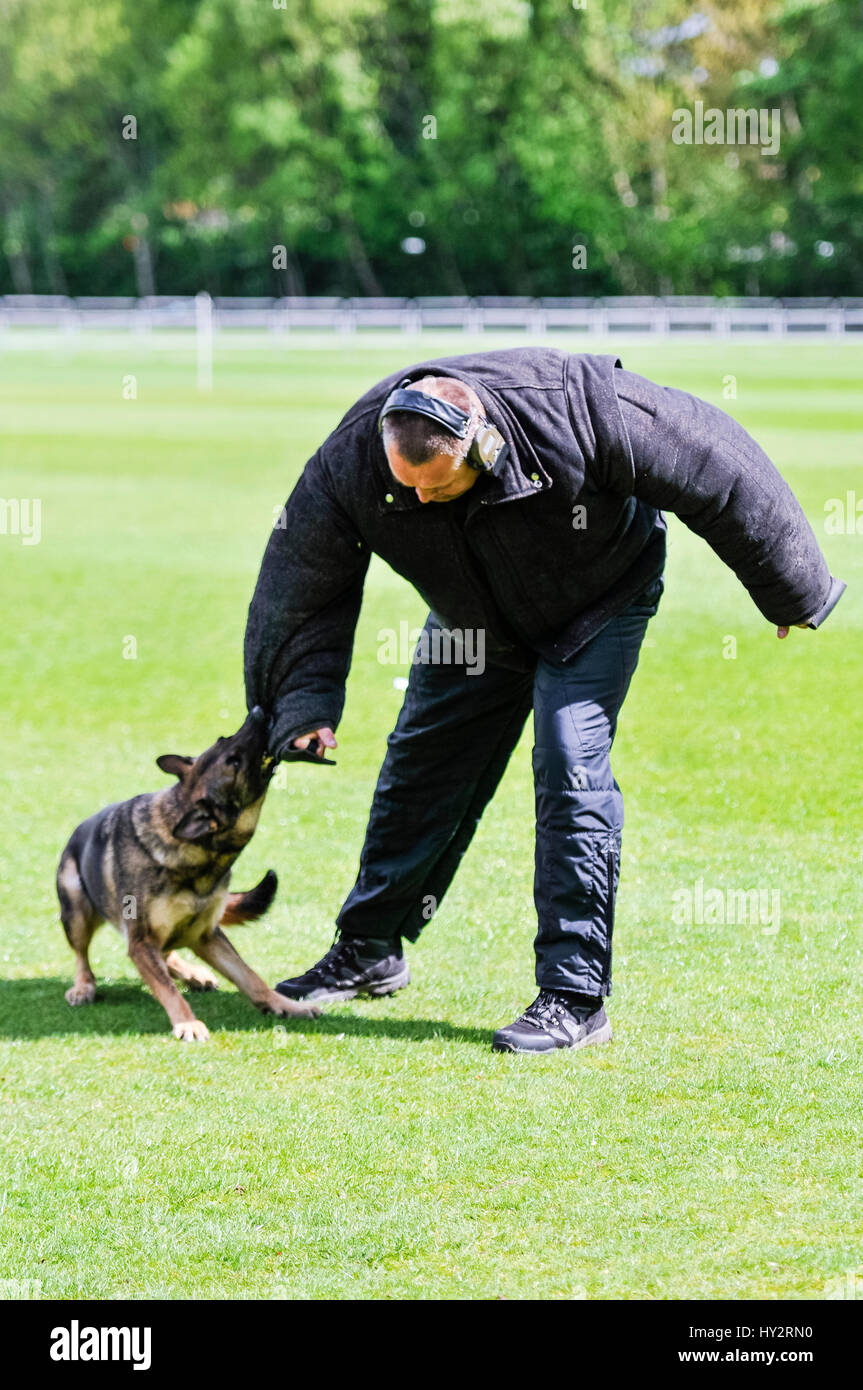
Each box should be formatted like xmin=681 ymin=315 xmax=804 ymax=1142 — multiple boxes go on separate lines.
xmin=378 ymin=378 xmax=508 ymax=474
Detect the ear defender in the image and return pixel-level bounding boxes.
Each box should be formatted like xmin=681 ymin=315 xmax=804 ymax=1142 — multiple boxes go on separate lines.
xmin=378 ymin=378 xmax=507 ymax=475
xmin=470 ymin=421 xmax=506 ymax=472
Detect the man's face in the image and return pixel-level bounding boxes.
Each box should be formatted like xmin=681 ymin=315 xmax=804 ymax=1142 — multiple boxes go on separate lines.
xmin=385 ymin=444 xmax=480 ymax=504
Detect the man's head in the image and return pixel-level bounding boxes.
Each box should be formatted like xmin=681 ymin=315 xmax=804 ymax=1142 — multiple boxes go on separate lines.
xmin=381 ymin=376 xmax=484 ymax=504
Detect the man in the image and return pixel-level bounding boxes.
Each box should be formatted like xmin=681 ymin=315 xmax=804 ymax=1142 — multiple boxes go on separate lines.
xmin=243 ymin=348 xmax=844 ymax=1054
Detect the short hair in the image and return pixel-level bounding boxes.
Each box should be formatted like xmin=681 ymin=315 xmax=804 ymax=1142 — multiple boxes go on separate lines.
xmin=381 ymin=376 xmax=481 ymax=465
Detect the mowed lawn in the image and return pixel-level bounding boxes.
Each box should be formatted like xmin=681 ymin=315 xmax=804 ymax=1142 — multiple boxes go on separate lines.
xmin=0 ymin=334 xmax=861 ymax=1301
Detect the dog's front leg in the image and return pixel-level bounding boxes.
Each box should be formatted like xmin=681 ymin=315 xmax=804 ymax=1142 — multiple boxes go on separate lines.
xmin=127 ymin=935 xmax=210 ymax=1041
xmin=193 ymin=927 xmax=320 ymax=1020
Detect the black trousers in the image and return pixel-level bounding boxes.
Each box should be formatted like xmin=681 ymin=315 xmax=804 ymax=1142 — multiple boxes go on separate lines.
xmin=337 ymin=576 xmax=662 ymax=994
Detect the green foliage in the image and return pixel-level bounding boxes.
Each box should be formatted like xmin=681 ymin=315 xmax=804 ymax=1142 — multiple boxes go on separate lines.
xmin=0 ymin=1 xmax=860 ymax=294
xmin=747 ymin=0 xmax=863 ymax=292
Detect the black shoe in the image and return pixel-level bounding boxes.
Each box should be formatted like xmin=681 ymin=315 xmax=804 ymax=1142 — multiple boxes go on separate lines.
xmin=492 ymin=990 xmax=612 ymax=1054
xmin=274 ymin=936 xmax=410 ymax=1005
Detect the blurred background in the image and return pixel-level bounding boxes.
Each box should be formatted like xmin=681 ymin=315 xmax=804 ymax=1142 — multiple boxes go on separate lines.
xmin=1 ymin=0 xmax=861 ymax=301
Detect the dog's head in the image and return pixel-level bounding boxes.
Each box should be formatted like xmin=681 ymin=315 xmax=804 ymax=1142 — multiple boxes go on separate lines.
xmin=156 ymin=706 xmax=275 ymax=844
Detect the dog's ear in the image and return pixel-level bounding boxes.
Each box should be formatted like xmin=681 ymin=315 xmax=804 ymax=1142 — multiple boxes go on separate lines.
xmin=172 ymin=804 xmax=217 ymax=841
xmin=157 ymin=754 xmax=195 ymax=781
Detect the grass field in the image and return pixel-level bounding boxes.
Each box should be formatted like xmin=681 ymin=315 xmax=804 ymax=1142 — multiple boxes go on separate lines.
xmin=1 ymin=333 xmax=861 ymax=1300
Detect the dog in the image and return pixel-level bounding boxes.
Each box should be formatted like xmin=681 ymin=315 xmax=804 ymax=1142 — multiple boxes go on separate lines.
xmin=56 ymin=706 xmax=319 ymax=1041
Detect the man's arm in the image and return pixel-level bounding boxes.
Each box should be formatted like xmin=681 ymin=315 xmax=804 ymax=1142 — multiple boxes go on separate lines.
xmin=243 ymin=449 xmax=370 ymax=762
xmin=609 ymin=368 xmax=845 ymax=631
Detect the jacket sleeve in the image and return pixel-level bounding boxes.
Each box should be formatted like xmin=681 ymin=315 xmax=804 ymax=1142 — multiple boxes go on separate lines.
xmin=611 ymin=369 xmax=845 ymax=628
xmin=243 ymin=449 xmax=370 ymax=762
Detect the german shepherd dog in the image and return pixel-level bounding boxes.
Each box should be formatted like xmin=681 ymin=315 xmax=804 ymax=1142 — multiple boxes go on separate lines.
xmin=56 ymin=707 xmax=320 ymax=1041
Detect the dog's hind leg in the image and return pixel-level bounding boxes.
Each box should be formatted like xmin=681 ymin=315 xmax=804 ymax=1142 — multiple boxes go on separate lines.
xmin=165 ymin=950 xmax=219 ymax=992
xmin=57 ymin=854 xmax=101 ymax=1006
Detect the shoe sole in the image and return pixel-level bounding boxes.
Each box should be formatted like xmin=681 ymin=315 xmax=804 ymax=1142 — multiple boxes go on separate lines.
xmin=492 ymin=1018 xmax=613 ymax=1054
xmin=281 ymin=963 xmax=411 ymax=1006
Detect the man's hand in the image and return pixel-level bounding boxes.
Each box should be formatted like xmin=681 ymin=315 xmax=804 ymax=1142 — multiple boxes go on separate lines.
xmin=776 ymin=623 xmax=812 ymax=638
xmin=291 ymin=726 xmax=337 ymax=759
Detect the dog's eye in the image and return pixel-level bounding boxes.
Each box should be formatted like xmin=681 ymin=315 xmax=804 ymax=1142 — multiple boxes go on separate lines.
xmin=225 ymin=753 xmax=242 ymax=769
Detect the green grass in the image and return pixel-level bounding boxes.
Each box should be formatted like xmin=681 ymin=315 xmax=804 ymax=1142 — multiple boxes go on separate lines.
xmin=1 ymin=334 xmax=861 ymax=1300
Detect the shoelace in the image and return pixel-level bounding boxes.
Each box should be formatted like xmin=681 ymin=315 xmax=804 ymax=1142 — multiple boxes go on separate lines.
xmin=521 ymin=991 xmax=572 ymax=1030
xmin=304 ymin=937 xmax=361 ymax=986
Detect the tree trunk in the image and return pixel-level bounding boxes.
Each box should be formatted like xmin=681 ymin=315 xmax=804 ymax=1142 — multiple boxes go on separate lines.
xmin=37 ymin=187 xmax=68 ymax=295
xmin=274 ymin=240 xmax=306 ymax=296
xmin=133 ymin=233 xmax=156 ymax=298
xmin=1 ymin=200 xmax=34 ymax=293
xmin=339 ymin=215 xmax=383 ymax=295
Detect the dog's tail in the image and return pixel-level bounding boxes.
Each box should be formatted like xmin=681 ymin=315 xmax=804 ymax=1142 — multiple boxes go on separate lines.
xmin=220 ymin=869 xmax=278 ymax=926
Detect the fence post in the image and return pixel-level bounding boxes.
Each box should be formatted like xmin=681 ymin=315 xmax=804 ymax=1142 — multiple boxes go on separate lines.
xmin=195 ymin=291 xmax=213 ymax=392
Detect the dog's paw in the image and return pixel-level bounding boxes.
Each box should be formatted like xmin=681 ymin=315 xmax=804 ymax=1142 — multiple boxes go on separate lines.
xmin=290 ymin=1001 xmax=322 ymax=1020
xmin=172 ymin=1019 xmax=210 ymax=1042
xmin=264 ymin=992 xmax=322 ymax=1020
xmin=186 ymin=970 xmax=219 ymax=992
xmin=65 ymin=982 xmax=96 ymax=1006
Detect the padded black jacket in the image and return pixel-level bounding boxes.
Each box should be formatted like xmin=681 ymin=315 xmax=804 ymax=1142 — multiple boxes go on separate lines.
xmin=244 ymin=348 xmax=844 ymax=759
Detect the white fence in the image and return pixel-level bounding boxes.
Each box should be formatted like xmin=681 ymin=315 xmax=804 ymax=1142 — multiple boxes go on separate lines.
xmin=1 ymin=293 xmax=862 ymax=336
